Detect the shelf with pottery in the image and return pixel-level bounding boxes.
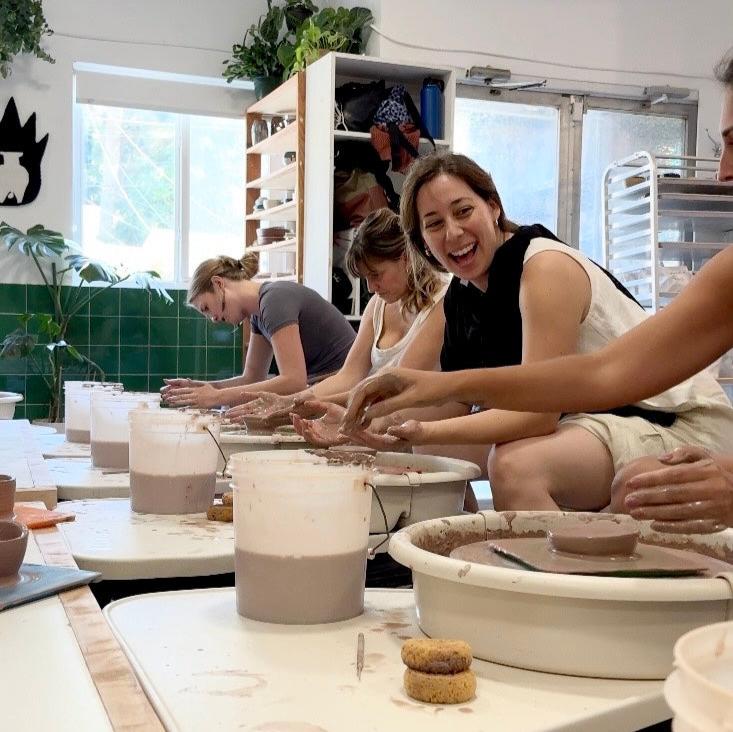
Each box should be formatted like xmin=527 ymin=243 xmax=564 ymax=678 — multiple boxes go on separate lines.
xmin=246 ymin=160 xmax=298 ymax=191
xmin=245 ymin=71 xmax=305 ymax=285
xmin=245 ymin=198 xmax=297 ymax=222
xmin=103 ymin=587 xmax=667 ymax=732
xmin=1 ymin=507 xmax=162 ymax=730
xmin=245 ymin=236 xmax=297 ymax=254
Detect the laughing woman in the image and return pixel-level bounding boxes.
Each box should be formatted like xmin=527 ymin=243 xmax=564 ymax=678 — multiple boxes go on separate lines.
xmin=162 ymin=254 xmax=356 ymax=408
xmin=342 ymin=151 xmax=732 ymax=514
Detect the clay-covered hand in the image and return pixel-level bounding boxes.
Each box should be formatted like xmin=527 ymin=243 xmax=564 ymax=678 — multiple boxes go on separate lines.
xmin=385 ymin=419 xmax=427 ymax=445
xmin=163 ymin=382 xmax=222 ymax=409
xmin=291 ymin=401 xmax=350 ymax=447
xmin=225 ymin=392 xmax=295 ymax=423
xmin=160 ymin=378 xmax=206 ymax=399
xmin=341 ymin=368 xmax=446 ymax=430
xmin=624 ymin=447 xmax=733 ymax=534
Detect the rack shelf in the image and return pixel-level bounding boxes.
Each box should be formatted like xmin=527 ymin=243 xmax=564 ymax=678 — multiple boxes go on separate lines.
xmin=333 ymin=130 xmax=450 ymax=148
xmin=246 ymin=162 xmax=297 ymax=191
xmin=246 ymin=122 xmax=297 ymax=156
xmin=246 ymin=200 xmax=297 ymax=222
xmin=246 ymin=238 xmax=297 ymax=253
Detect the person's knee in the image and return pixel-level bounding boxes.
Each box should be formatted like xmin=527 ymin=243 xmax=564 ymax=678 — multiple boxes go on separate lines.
xmin=610 ymin=456 xmax=665 ymax=513
xmin=488 ymin=443 xmax=550 ymax=509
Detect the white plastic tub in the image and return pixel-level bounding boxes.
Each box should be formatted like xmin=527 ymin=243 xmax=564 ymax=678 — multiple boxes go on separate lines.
xmin=128 ymin=409 xmax=220 ymax=514
xmin=217 ymin=429 xmax=305 ymax=471
xmin=389 ymin=511 xmax=733 ymax=680
xmin=0 ymin=392 xmax=23 ymax=419
xmin=225 ymin=449 xmax=480 ymax=533
xmin=665 ymin=620 xmax=733 ymax=731
xmin=90 ymin=391 xmax=160 ymax=469
xmin=230 ymin=451 xmax=371 ymax=624
xmin=64 ymin=381 xmax=122 ymax=443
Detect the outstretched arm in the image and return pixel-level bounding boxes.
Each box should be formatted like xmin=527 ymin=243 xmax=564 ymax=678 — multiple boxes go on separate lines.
xmin=344 ymin=248 xmax=733 ymax=426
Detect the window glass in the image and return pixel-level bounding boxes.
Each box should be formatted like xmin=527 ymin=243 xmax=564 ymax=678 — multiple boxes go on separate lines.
xmin=579 ymin=109 xmax=686 ymax=263
xmin=454 ymin=97 xmax=559 ymax=231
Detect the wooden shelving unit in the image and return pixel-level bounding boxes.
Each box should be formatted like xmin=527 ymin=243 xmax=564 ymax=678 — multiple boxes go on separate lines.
xmin=244 ymin=72 xmax=305 ymax=282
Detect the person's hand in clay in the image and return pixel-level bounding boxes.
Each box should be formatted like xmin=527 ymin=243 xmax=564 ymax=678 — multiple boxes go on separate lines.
xmin=162 ymin=382 xmax=222 ymax=409
xmin=342 ymin=367 xmax=453 ymax=430
xmin=624 ymin=446 xmax=733 ymax=533
xmin=161 ymin=378 xmax=207 ymax=401
xmin=225 ymin=392 xmax=295 ymax=421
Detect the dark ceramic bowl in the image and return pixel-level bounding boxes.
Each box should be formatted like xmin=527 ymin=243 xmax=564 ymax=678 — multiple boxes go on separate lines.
xmin=0 ymin=520 xmax=28 ymax=578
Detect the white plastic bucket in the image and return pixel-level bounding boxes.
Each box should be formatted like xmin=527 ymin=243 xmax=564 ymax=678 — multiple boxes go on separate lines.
xmin=90 ymin=391 xmax=160 ymax=469
xmin=64 ymin=381 xmax=122 ymax=443
xmin=128 ymin=409 xmax=220 ymax=514
xmin=0 ymin=392 xmax=23 ymax=420
xmin=664 ymin=620 xmax=733 ymax=731
xmin=230 ymin=450 xmax=372 ymax=624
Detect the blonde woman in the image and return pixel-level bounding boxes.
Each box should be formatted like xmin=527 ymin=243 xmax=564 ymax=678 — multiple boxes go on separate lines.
xmin=226 ymin=208 xmax=448 ymax=445
xmin=162 ymin=253 xmax=356 ymax=408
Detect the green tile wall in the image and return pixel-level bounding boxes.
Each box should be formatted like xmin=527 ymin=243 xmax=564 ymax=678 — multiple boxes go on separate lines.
xmin=0 ymin=284 xmax=242 ymax=419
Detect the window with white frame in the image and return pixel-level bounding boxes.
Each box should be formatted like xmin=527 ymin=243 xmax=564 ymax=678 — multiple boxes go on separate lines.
xmin=77 ymin=104 xmax=245 ymax=282
xmin=454 ymin=87 xmax=696 ymax=264
xmin=73 ymin=64 xmax=253 ymax=284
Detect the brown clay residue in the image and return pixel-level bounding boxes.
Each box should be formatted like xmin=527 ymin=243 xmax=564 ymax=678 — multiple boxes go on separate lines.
xmin=457 ymin=563 xmax=471 ymax=578
xmin=365 ymin=652 xmax=385 ymax=663
xmin=414 ymin=526 xmax=487 ymax=557
xmin=458 ymin=707 xmax=474 ymax=714
xmin=189 ymin=670 xmax=267 ymax=698
xmin=383 ymin=622 xmax=410 ymax=629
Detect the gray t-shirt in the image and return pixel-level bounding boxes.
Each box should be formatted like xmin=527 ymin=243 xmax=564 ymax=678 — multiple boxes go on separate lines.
xmin=250 ymin=281 xmax=356 ymax=380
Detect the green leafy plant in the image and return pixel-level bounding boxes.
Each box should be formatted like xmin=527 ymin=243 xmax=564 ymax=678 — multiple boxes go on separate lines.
xmin=0 ymin=0 xmax=55 ymax=79
xmin=279 ymin=6 xmax=373 ymax=77
xmin=223 ymin=0 xmax=287 ymax=83
xmin=0 ymin=222 xmax=172 ymax=422
xmin=224 ymin=2 xmax=373 ymax=85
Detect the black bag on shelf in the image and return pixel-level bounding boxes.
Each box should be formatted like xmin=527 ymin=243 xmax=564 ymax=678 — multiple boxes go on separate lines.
xmin=334 ymin=79 xmax=386 ymax=132
xmin=333 ymin=140 xmax=400 ymax=212
xmin=331 ymin=266 xmax=354 ymax=315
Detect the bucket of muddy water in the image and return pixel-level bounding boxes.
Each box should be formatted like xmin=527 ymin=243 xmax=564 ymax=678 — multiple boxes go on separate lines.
xmin=91 ymin=391 xmax=160 ymax=469
xmin=664 ymin=620 xmax=733 ymax=731
xmin=230 ymin=451 xmax=372 ymax=624
xmin=128 ymin=409 xmax=220 ymax=514
xmin=64 ymin=381 xmax=122 ymax=444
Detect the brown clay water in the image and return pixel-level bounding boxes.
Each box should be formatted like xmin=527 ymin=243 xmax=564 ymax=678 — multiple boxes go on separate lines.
xmin=235 ymin=548 xmax=367 ymax=624
xmin=91 ymin=441 xmax=129 ymax=469
xmin=130 ymin=471 xmax=215 ymax=514
xmin=65 ymin=428 xmax=90 ymax=444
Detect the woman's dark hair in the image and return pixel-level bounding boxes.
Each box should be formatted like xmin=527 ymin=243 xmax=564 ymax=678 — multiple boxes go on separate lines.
xmin=714 ymin=48 xmax=733 ymax=88
xmin=345 ymin=208 xmax=442 ymax=315
xmin=400 ymin=151 xmax=519 ymax=272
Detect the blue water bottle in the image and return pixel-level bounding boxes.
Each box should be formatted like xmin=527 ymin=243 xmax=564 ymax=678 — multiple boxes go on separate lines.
xmin=420 ymin=77 xmax=444 ymax=139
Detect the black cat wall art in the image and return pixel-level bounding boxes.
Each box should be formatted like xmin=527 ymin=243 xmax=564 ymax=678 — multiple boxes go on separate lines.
xmin=0 ymin=97 xmax=49 ymax=206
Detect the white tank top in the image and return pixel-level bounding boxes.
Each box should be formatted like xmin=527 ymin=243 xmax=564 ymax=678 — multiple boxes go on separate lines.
xmin=369 ymin=281 xmax=450 ymax=376
xmin=523 ymin=239 xmax=731 ymax=413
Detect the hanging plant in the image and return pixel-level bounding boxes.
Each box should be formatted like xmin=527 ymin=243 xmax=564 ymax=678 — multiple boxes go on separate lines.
xmin=0 ymin=0 xmax=55 ymax=79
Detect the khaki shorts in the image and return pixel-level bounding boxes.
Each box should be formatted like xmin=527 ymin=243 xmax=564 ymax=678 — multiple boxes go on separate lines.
xmin=558 ymin=401 xmax=733 ymax=472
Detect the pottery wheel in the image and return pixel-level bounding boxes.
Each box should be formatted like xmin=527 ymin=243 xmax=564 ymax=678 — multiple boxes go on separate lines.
xmin=34 ymin=432 xmax=91 ymax=459
xmin=450 ymin=538 xmax=733 ymax=577
xmin=45 ymin=457 xmax=130 ymax=499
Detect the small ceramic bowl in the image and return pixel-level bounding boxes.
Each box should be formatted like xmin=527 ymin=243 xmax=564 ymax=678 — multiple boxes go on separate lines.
xmin=0 ymin=520 xmax=28 ymax=578
xmin=547 ymin=522 xmax=640 ymax=557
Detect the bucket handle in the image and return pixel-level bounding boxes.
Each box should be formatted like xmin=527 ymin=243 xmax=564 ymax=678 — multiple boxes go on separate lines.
xmin=205 ymin=426 xmax=229 ymax=477
xmin=367 ymin=482 xmax=390 ymax=558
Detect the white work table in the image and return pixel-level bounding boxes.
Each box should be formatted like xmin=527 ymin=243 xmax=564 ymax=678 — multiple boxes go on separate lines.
xmin=45 ymin=458 xmax=130 ymax=500
xmin=105 ymin=588 xmax=670 ymax=732
xmin=58 ymin=498 xmax=235 ymax=580
xmin=0 ymin=530 xmax=112 ymax=731
xmin=34 ymin=431 xmax=91 ymax=459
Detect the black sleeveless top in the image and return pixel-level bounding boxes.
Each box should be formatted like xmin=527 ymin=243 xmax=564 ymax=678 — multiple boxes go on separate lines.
xmin=440 ymin=224 xmax=675 ymax=426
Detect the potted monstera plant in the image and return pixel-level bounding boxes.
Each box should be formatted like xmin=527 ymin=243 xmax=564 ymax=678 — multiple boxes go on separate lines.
xmin=0 ymin=222 xmax=171 ymax=422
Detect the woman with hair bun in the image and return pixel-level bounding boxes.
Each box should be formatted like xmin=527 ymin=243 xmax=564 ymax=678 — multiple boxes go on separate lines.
xmin=162 ymin=252 xmax=356 ymax=408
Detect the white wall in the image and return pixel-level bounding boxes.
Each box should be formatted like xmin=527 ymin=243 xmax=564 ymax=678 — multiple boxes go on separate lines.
xmin=1 ymin=0 xmax=729 ymax=283
xmin=0 ymin=0 xmax=267 ymax=283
